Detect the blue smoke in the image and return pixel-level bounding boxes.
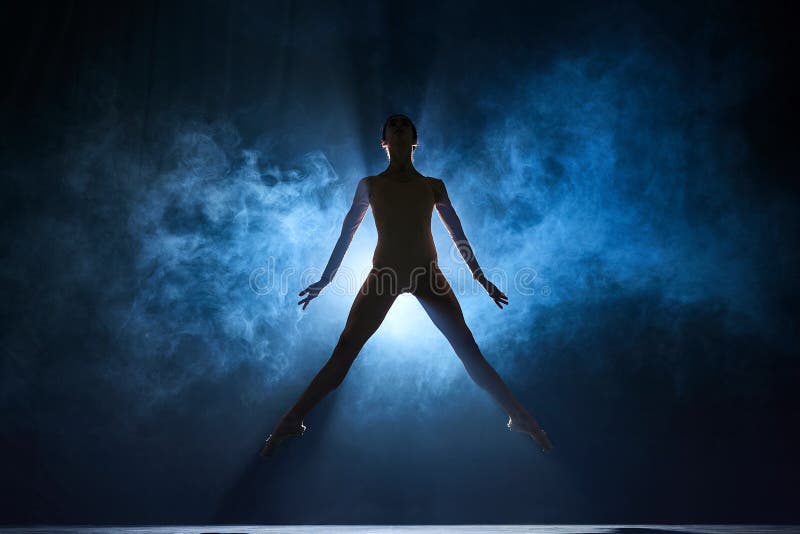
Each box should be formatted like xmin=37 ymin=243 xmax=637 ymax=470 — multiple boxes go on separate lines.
xmin=54 ymin=48 xmax=773 ymax=424
xmin=2 ymin=0 xmax=797 ymax=524
xmin=1 ymin=47 xmax=782 ymax=435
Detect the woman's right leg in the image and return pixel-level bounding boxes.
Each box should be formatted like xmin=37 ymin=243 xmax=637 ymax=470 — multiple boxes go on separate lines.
xmin=284 ymin=268 xmax=399 ymax=422
xmin=262 ymin=269 xmax=398 ymax=455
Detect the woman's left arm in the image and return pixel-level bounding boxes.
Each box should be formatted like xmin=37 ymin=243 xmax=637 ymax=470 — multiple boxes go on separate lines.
xmin=432 ymin=178 xmax=509 ymax=309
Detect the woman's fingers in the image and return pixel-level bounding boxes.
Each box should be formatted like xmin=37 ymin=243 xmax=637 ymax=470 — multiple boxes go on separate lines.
xmin=493 ymin=292 xmax=508 ymax=309
xmin=489 ymin=286 xmax=508 ymax=303
xmin=300 ymin=283 xmax=326 ymax=298
xmin=299 ymin=285 xmax=320 ymax=297
xmin=481 ymin=281 xmax=509 ymax=309
xmin=298 ymin=289 xmax=321 ymax=309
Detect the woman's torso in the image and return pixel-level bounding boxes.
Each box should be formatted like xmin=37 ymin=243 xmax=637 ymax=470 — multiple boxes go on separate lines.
xmin=365 ymin=174 xmax=438 ymax=272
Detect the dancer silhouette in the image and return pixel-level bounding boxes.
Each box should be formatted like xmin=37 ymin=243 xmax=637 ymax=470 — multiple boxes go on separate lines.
xmin=260 ymin=114 xmax=552 ymax=456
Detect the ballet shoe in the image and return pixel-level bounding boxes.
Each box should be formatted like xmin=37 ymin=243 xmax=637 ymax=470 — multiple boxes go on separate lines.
xmin=260 ymin=415 xmax=306 ymax=457
xmin=508 ymin=415 xmax=553 ymax=453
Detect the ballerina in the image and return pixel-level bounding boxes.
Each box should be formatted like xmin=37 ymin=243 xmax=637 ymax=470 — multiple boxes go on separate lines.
xmin=261 ymin=114 xmax=552 ymax=456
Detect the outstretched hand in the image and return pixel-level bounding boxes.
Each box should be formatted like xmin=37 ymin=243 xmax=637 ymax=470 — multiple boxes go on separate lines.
xmin=477 ymin=274 xmax=509 ymax=309
xmin=298 ymin=279 xmax=328 ymax=310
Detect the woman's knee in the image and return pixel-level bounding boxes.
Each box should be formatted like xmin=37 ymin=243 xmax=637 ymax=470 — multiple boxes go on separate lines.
xmin=445 ymin=323 xmax=478 ymax=353
xmin=334 ymin=328 xmax=367 ymax=358
xmin=453 ymin=338 xmax=490 ymax=371
xmin=462 ymin=353 xmax=497 ymax=389
xmin=320 ymin=334 xmax=361 ymax=387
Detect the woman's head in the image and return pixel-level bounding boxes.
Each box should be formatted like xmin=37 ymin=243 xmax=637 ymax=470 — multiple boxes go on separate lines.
xmin=380 ymin=114 xmax=418 ymax=158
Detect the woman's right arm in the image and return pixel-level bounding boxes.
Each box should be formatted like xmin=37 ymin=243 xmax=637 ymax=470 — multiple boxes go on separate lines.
xmin=320 ymin=177 xmax=370 ymax=284
xmin=298 ymin=178 xmax=370 ymax=309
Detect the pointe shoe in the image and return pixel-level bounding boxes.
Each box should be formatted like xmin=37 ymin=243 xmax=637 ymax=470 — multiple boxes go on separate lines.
xmin=260 ymin=416 xmax=306 ymax=457
xmin=508 ymin=415 xmax=553 ymax=453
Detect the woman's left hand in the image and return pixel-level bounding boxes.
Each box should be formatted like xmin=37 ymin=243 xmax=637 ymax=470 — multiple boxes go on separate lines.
xmin=477 ymin=274 xmax=509 ymax=309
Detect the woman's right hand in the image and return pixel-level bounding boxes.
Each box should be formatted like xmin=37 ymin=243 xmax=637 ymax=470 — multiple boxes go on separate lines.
xmin=298 ymin=279 xmax=328 ymax=310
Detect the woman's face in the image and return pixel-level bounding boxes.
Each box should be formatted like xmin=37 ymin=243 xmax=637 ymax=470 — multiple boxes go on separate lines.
xmin=382 ymin=115 xmax=417 ymax=149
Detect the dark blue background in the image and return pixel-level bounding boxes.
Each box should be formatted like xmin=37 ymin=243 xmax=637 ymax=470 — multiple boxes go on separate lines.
xmin=1 ymin=0 xmax=798 ymax=525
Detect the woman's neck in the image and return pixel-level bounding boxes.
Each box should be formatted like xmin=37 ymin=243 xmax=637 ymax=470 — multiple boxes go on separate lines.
xmin=385 ymin=152 xmax=415 ymax=174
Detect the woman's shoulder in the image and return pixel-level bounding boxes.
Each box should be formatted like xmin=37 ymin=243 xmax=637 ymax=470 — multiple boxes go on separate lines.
xmin=423 ymin=176 xmax=448 ymax=203
xmin=424 ymin=176 xmax=446 ymax=189
xmin=357 ymin=175 xmax=379 ymax=188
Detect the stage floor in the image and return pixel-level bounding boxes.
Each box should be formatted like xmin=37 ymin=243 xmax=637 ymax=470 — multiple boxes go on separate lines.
xmin=0 ymin=526 xmax=797 ymax=534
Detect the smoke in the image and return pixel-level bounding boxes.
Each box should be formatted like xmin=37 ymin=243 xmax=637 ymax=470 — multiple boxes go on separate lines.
xmin=2 ymin=45 xmax=782 ymax=425
xmin=2 ymin=1 xmax=798 ymax=520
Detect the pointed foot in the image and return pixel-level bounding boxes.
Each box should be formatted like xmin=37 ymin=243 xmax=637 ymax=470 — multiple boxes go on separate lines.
xmin=259 ymin=417 xmax=306 ymax=457
xmin=508 ymin=415 xmax=553 ymax=453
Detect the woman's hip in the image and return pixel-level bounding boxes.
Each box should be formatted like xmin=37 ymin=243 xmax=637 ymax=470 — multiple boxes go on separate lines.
xmin=365 ymin=261 xmax=450 ymax=296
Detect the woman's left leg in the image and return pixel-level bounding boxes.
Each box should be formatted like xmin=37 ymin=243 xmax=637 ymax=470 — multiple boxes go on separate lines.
xmin=412 ymin=266 xmax=553 ymax=452
xmin=412 ymin=266 xmax=528 ymax=421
